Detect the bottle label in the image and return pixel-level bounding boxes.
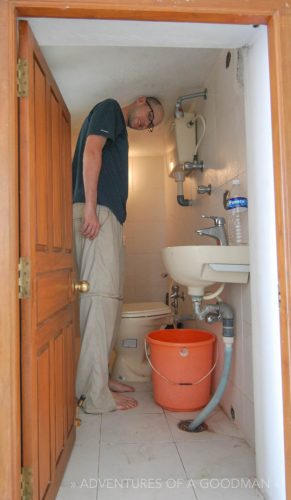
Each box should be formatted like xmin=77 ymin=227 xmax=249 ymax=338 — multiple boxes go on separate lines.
xmin=226 ymin=197 xmax=248 ymax=210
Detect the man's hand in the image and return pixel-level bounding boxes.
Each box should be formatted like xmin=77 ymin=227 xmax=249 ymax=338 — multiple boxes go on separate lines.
xmin=81 ymin=204 xmax=101 ymax=239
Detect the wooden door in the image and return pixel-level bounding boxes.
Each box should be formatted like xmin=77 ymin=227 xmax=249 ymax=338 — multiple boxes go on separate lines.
xmin=19 ymin=20 xmax=77 ymax=499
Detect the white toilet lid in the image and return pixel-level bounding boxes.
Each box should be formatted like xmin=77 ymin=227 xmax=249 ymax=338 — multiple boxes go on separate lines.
xmin=122 ymin=302 xmax=171 ymax=318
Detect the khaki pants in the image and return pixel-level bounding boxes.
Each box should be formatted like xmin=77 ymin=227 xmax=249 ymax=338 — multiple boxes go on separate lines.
xmin=73 ymin=203 xmax=124 ymax=413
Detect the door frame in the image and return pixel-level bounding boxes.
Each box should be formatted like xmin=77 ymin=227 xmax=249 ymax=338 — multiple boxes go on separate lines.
xmin=0 ymin=2 xmax=290 ymax=499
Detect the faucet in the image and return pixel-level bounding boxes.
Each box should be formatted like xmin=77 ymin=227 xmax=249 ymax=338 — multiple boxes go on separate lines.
xmin=196 ymin=215 xmax=228 ymax=246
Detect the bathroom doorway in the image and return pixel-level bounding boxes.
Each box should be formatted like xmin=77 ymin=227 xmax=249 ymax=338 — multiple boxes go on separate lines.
xmin=0 ymin=1 xmax=290 ymax=498
xmin=18 ymin=19 xmax=286 ymax=500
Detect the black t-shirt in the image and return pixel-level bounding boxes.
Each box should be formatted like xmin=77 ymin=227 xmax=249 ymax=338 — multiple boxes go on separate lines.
xmin=72 ymin=99 xmax=128 ymax=224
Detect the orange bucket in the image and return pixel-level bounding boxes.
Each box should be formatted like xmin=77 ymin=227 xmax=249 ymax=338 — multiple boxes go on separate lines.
xmin=146 ymin=329 xmax=216 ymax=411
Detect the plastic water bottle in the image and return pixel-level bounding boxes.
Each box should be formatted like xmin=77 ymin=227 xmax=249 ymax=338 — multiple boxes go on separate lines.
xmin=226 ymin=179 xmax=248 ymax=245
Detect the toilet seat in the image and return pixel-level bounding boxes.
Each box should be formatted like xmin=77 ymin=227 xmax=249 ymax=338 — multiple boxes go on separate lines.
xmin=122 ymin=302 xmax=171 ymax=318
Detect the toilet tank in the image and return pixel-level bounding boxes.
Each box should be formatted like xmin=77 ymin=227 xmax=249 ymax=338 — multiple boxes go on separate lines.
xmin=111 ymin=302 xmax=172 ymax=382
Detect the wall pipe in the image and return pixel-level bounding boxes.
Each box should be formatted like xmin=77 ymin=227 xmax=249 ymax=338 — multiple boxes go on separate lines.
xmin=180 ymin=299 xmax=234 ymax=432
xmin=175 ymin=88 xmax=208 ymax=118
xmin=174 ymin=172 xmax=193 ymax=206
xmin=177 ymin=194 xmax=192 ymax=206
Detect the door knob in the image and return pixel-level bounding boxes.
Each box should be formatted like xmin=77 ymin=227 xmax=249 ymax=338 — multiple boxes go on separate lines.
xmin=73 ymin=280 xmax=90 ymax=293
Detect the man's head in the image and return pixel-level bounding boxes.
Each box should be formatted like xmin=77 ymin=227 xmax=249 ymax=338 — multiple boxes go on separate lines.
xmin=124 ymin=96 xmax=164 ymax=132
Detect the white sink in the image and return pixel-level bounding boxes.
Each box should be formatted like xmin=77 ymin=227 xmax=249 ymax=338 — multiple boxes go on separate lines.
xmin=162 ymin=245 xmax=250 ymax=296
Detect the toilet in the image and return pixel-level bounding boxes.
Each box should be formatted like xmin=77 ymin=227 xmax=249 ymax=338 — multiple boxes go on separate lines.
xmin=111 ymin=302 xmax=172 ymax=382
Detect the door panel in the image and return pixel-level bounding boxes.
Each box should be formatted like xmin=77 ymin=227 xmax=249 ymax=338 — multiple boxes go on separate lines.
xmin=65 ymin=322 xmax=75 ymax=435
xmin=50 ymin=90 xmax=63 ymax=251
xmin=36 ymin=270 xmax=71 ymax=324
xmin=37 ymin=346 xmax=51 ymax=498
xmin=62 ymin=112 xmax=73 ymax=252
xmin=54 ymin=332 xmax=65 ymax=462
xmin=19 ymin=20 xmax=77 ymax=499
xmin=34 ymin=59 xmax=49 ymax=250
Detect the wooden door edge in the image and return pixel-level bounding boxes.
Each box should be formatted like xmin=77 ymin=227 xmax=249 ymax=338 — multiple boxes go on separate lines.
xmin=0 ymin=2 xmax=21 ymax=500
xmin=268 ymin=10 xmax=291 ymax=497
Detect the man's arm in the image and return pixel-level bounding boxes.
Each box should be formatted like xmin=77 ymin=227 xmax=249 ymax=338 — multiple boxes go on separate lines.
xmin=81 ymin=134 xmax=106 ymax=239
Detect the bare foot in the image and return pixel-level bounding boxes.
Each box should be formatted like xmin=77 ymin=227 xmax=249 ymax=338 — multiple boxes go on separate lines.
xmin=112 ymin=392 xmax=138 ymax=410
xmin=109 ymin=379 xmax=135 ymax=393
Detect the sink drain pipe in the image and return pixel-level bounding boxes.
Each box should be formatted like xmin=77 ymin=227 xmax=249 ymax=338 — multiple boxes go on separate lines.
xmin=181 ymin=299 xmax=234 ymax=432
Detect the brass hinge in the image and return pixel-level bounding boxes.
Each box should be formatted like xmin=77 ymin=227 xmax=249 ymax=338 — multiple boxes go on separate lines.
xmin=21 ymin=467 xmax=33 ymax=500
xmin=17 ymin=58 xmax=29 ymax=97
xmin=18 ymin=257 xmax=30 ymax=299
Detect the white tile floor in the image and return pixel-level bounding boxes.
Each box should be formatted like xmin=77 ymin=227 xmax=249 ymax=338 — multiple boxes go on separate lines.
xmin=57 ymin=383 xmax=264 ymax=500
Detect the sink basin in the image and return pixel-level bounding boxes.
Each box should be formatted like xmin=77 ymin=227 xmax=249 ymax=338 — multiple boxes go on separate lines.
xmin=162 ymin=245 xmax=250 ymax=296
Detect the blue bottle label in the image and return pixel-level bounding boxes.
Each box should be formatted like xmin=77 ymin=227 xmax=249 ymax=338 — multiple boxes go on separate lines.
xmin=226 ymin=197 xmax=248 ymax=209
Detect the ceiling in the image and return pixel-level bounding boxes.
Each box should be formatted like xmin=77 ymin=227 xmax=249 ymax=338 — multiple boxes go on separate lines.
xmin=27 ymin=19 xmax=257 ymax=155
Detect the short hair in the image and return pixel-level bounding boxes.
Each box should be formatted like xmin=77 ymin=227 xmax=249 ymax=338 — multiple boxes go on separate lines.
xmin=146 ymin=96 xmax=162 ymax=108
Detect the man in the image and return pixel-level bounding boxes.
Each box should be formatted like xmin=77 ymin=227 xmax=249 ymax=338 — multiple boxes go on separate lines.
xmin=72 ymin=96 xmax=164 ymax=413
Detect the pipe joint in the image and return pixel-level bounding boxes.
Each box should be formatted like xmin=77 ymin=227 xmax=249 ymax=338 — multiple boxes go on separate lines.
xmin=218 ymin=302 xmax=234 ymax=321
xmin=177 ymin=195 xmax=193 ymax=206
xmin=191 ymin=298 xmax=234 ymax=337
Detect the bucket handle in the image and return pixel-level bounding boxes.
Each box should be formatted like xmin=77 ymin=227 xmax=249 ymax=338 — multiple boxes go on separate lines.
xmin=144 ymin=339 xmax=219 ymax=386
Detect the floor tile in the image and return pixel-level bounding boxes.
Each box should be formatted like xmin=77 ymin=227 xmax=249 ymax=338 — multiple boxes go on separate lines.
xmin=194 ymin=478 xmax=264 ymax=499
xmin=56 ymin=483 xmax=97 ymax=499
xmin=165 ymin=408 xmax=244 ymax=442
xmin=126 ymin=390 xmax=163 ymax=413
xmin=61 ymin=443 xmax=99 ymax=486
xmin=99 ymin=441 xmax=186 ymax=479
xmin=56 ymin=383 xmax=261 ymax=500
xmin=176 ymin=437 xmax=256 ymax=479
xmin=127 ymin=381 xmax=153 ymax=392
xmin=101 ymin=412 xmax=172 ymax=444
xmin=97 ymin=479 xmax=197 ymax=499
xmin=205 ymin=408 xmax=244 ymax=438
xmin=76 ymin=413 xmax=102 ymax=445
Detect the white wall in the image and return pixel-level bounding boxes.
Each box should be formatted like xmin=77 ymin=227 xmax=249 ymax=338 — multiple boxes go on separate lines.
xmin=244 ymin=28 xmax=285 ymax=500
xmin=124 ymin=155 xmax=168 ymax=303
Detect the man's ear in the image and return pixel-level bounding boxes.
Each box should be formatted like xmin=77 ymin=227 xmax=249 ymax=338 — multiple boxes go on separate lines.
xmin=135 ymin=96 xmax=146 ymax=105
